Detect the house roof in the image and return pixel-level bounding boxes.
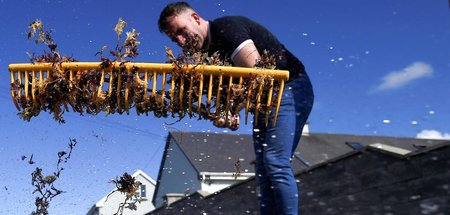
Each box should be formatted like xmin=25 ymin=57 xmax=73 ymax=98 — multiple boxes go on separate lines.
xmin=168 ymin=131 xmax=255 ymax=174
xmin=149 ymin=138 xmax=450 ymax=214
xmin=296 ymin=133 xmax=448 ymax=168
xmin=133 ymin=169 xmax=157 ymax=186
xmin=168 ymin=131 xmax=448 ymax=174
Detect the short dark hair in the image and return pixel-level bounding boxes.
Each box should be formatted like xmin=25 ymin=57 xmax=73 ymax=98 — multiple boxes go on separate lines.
xmin=158 ymin=1 xmax=193 ymax=33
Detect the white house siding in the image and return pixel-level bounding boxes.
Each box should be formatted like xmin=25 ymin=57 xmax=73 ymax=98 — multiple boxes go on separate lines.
xmin=87 ymin=170 xmax=156 ymax=215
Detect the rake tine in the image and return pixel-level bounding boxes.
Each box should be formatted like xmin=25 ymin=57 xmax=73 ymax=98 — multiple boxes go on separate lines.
xmin=152 ymin=71 xmax=157 ymax=96
xmin=188 ymin=72 xmax=194 ymax=117
xmin=273 ymin=80 xmax=284 ymax=127
xmin=170 ymin=72 xmax=175 ymax=110
xmin=215 ymin=74 xmax=223 ymax=117
xmin=68 ymin=69 xmax=76 ymax=111
xmin=17 ymin=71 xmax=22 ymax=98
xmin=31 ymin=71 xmax=37 ymax=107
xmin=245 ymin=79 xmax=253 ymax=125
xmin=116 ymin=67 xmax=122 ymax=112
xmin=265 ymin=79 xmax=274 ymax=127
xmin=98 ymin=69 xmax=105 ymax=97
xmin=11 ymin=71 xmax=20 ymax=110
xmin=225 ymin=76 xmax=233 ymax=125
xmin=141 ymin=71 xmax=147 ymax=100
xmin=135 ymin=71 xmax=142 ymax=115
xmin=10 ymin=70 xmax=14 ymax=88
xmin=233 ymin=75 xmax=244 ymax=122
xmin=235 ymin=76 xmax=243 ymax=116
xmin=161 ymin=71 xmax=167 ymax=99
xmin=69 ymin=69 xmax=73 ymax=82
xmin=125 ymin=68 xmax=132 ymax=114
xmin=40 ymin=70 xmax=44 ymax=82
xmin=254 ymin=78 xmax=264 ymax=126
xmin=179 ymin=71 xmax=185 ymax=115
xmin=69 ymin=69 xmax=73 ymax=87
xmin=198 ymin=73 xmax=204 ymax=117
xmin=207 ymin=74 xmax=213 ymax=115
xmin=93 ymin=69 xmax=103 ymax=113
xmin=38 ymin=70 xmax=46 ymax=107
xmin=149 ymin=71 xmax=158 ymax=114
xmin=108 ymin=69 xmax=113 ymax=97
xmin=24 ymin=71 xmax=29 ymax=100
xmin=61 ymin=69 xmax=69 ymax=112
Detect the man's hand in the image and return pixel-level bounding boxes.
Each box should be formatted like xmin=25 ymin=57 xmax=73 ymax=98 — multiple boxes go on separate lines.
xmin=213 ymin=112 xmax=240 ymax=131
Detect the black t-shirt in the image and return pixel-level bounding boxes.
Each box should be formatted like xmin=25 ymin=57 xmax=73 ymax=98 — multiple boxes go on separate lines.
xmin=202 ymin=16 xmax=306 ymax=77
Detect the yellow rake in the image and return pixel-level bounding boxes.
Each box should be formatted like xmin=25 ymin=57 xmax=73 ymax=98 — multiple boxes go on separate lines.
xmin=9 ymin=62 xmax=289 ymax=127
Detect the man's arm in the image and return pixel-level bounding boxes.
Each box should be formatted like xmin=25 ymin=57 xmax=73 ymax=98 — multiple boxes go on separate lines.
xmin=207 ymin=41 xmax=260 ymax=130
xmin=232 ymin=41 xmax=261 ymax=67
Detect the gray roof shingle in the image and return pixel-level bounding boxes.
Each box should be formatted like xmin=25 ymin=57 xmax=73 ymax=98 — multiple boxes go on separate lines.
xmin=169 ymin=131 xmax=255 ymax=173
xmin=169 ymin=131 xmax=448 ymax=174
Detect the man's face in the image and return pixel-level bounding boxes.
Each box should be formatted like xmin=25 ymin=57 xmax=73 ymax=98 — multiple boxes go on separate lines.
xmin=165 ymin=12 xmax=204 ymax=50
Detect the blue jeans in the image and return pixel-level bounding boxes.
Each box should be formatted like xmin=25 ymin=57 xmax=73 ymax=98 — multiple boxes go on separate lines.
xmin=253 ymin=73 xmax=314 ymax=215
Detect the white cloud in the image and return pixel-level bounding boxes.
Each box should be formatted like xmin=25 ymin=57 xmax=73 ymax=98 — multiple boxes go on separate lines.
xmin=375 ymin=61 xmax=433 ymax=91
xmin=416 ymin=129 xmax=450 ymax=140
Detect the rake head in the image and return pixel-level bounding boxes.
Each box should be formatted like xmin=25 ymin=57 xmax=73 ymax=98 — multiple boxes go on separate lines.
xmin=9 ymin=62 xmax=288 ymax=127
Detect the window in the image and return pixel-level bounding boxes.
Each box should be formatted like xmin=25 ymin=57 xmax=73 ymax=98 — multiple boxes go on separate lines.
xmin=140 ymin=184 xmax=146 ymax=198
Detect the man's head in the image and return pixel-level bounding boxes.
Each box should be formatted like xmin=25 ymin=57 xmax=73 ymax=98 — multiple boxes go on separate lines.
xmin=158 ymin=2 xmax=208 ymax=50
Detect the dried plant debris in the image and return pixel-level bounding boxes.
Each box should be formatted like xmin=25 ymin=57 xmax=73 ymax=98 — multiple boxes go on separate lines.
xmin=14 ymin=20 xmax=76 ymax=123
xmin=162 ymin=45 xmax=280 ymax=125
xmin=13 ymin=19 xmax=281 ymax=129
xmin=164 ymin=47 xmax=229 ymax=121
xmin=103 ymin=17 xmax=141 ymax=62
xmin=27 ymin=19 xmax=56 ymax=51
xmin=255 ymin=49 xmax=278 ymax=70
xmin=107 ymin=172 xmax=142 ymax=215
xmin=13 ymin=19 xmax=141 ymax=123
xmin=233 ymin=160 xmax=241 ymax=179
xmin=27 ymin=138 xmax=77 ymax=215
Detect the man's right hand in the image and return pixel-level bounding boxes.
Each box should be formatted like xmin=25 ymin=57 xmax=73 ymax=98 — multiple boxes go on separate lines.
xmin=213 ymin=112 xmax=240 ymax=131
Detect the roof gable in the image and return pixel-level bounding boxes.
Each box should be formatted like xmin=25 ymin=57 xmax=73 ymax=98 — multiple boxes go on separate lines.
xmin=133 ymin=169 xmax=157 ymax=186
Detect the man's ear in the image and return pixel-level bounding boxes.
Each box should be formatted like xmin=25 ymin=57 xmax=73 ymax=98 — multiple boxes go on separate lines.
xmin=191 ymin=12 xmax=201 ymax=25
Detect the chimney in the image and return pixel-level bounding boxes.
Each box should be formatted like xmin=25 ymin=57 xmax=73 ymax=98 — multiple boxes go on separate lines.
xmin=164 ymin=193 xmax=185 ymax=206
xmin=302 ymin=122 xmax=310 ymax=136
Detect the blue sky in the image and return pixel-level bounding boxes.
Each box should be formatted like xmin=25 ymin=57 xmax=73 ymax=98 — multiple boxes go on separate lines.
xmin=0 ymin=0 xmax=449 ymax=214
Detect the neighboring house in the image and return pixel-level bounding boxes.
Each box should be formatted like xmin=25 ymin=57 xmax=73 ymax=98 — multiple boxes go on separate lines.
xmin=87 ymin=170 xmax=156 ymax=215
xmin=152 ymin=131 xmax=257 ymax=208
xmin=149 ymin=130 xmax=450 ymax=214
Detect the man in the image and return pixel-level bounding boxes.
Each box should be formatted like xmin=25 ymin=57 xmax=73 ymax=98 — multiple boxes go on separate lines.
xmin=158 ymin=2 xmax=314 ymax=214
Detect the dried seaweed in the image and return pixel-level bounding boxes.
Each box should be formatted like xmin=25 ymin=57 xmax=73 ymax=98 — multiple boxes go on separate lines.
xmin=28 ymin=138 xmax=77 ymax=215
xmin=233 ymin=160 xmax=241 ymax=179
xmin=107 ymin=172 xmax=142 ymax=215
xmin=15 ymin=19 xmax=77 ymax=123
